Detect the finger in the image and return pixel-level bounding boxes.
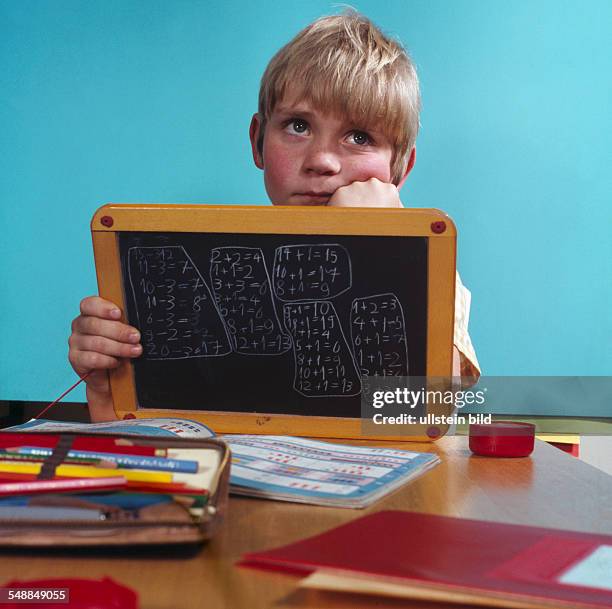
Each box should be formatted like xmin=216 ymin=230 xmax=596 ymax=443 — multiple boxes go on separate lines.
xmin=79 ymin=296 xmax=122 ymax=320
xmin=71 ymin=334 xmax=143 ymax=359
xmin=327 ymin=184 xmax=350 ymax=206
xmin=69 ymin=350 xmax=121 ymax=374
xmin=72 ymin=316 xmax=140 ymax=344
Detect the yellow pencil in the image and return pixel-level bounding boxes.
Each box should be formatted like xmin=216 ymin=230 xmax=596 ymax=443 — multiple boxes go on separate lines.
xmin=0 ymin=461 xmax=172 ymax=484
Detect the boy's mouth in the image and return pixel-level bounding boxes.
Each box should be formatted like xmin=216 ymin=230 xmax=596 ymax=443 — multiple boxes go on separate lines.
xmin=292 ymin=192 xmax=333 ymax=205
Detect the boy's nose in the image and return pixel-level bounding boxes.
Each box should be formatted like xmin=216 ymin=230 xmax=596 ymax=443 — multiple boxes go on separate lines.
xmin=302 ymin=143 xmax=341 ymax=176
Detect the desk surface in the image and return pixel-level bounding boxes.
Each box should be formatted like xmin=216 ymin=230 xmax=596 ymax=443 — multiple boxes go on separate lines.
xmin=1 ymin=436 xmax=611 ymax=609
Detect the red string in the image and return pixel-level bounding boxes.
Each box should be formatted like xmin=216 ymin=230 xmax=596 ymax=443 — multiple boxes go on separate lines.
xmin=35 ymin=372 xmax=91 ymax=419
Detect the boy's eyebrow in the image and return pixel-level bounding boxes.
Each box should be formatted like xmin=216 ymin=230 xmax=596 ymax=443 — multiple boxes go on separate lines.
xmin=274 ymin=104 xmax=315 ymax=118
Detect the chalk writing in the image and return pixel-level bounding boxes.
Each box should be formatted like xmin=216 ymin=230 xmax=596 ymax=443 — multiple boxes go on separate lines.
xmin=273 ymin=244 xmax=351 ymax=301
xmin=210 ymin=247 xmax=291 ymax=355
xmin=127 ymin=246 xmax=231 ymax=359
xmin=350 ymin=293 xmax=409 ymax=376
xmin=284 ymin=301 xmax=361 ymax=397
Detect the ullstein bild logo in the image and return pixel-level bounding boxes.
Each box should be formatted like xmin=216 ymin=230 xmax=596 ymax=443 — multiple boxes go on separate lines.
xmin=370 ymin=412 xmax=492 ymax=425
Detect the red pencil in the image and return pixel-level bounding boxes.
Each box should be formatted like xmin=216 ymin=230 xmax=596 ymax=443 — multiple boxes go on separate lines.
xmin=0 ymin=433 xmax=57 ymax=450
xmin=0 ymin=476 xmax=127 ymax=496
xmin=125 ymin=480 xmax=207 ymax=495
xmin=0 ymin=433 xmax=166 ymax=457
xmin=0 ymin=472 xmax=39 ymax=483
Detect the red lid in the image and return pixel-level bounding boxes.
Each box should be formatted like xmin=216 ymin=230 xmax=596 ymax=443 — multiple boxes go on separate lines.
xmin=469 ymin=421 xmax=535 ymax=457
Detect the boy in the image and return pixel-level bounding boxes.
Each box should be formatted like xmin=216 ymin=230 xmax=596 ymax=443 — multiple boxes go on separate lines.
xmin=68 ymin=12 xmax=480 ymax=422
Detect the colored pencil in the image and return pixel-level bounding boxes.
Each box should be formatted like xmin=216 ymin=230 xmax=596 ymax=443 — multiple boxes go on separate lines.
xmin=0 ymin=451 xmax=103 ymax=465
xmin=0 ymin=461 xmax=172 ymax=484
xmin=0 ymin=433 xmax=166 ymax=457
xmin=14 ymin=447 xmax=198 ymax=473
xmin=0 ymin=476 xmax=127 ymax=496
xmin=124 ymin=480 xmax=207 ymax=495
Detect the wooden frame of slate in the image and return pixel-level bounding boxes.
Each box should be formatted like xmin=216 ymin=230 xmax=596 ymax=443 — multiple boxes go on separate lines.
xmin=91 ymin=204 xmax=456 ymax=441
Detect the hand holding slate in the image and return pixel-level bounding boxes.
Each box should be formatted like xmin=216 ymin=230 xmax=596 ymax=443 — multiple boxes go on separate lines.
xmin=68 ymin=296 xmax=141 ymax=421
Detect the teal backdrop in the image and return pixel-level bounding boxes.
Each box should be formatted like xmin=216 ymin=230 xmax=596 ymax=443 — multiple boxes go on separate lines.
xmin=1 ymin=1 xmax=611 ymax=406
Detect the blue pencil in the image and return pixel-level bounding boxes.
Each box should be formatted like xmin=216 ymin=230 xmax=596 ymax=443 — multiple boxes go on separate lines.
xmin=13 ymin=447 xmax=199 ymax=474
xmin=0 ymin=494 xmax=172 ymax=509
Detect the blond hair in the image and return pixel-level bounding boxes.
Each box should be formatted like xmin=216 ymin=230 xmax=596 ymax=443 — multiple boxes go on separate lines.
xmin=257 ymin=11 xmax=421 ymax=184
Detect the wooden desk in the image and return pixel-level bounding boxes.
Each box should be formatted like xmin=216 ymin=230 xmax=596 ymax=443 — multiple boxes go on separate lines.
xmin=1 ymin=436 xmax=611 ymax=609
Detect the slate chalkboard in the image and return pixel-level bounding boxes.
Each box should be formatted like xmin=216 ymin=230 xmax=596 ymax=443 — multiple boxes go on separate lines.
xmin=118 ymin=231 xmax=428 ymax=418
xmin=92 ymin=204 xmax=455 ymax=438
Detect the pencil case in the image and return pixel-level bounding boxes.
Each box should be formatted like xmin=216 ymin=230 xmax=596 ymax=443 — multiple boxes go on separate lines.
xmin=0 ymin=432 xmax=230 ymax=547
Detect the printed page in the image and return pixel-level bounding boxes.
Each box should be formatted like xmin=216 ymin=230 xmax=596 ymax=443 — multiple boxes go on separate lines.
xmin=224 ymin=435 xmax=438 ymax=505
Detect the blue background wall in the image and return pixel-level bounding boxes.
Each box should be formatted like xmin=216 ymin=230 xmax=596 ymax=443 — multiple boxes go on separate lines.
xmin=1 ymin=0 xmax=611 ymax=403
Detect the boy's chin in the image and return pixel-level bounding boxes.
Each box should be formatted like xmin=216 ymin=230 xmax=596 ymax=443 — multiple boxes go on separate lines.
xmin=272 ymin=196 xmax=330 ymax=206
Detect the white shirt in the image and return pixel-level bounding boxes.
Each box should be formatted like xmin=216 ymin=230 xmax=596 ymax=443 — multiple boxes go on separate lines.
xmin=455 ymin=273 xmax=481 ymax=378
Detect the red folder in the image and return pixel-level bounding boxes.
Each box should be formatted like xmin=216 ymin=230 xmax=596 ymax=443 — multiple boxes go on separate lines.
xmin=241 ymin=511 xmax=612 ymax=608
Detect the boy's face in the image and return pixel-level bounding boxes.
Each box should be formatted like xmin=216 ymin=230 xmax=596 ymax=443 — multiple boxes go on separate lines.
xmin=250 ymin=92 xmax=408 ymax=206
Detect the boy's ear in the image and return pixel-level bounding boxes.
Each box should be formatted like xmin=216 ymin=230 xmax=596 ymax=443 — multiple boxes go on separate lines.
xmin=396 ymin=147 xmax=416 ymax=190
xmin=249 ymin=113 xmax=264 ymax=170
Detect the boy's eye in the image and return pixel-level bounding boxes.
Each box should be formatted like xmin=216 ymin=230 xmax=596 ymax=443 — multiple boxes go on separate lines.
xmin=286 ymin=119 xmax=309 ymax=135
xmin=348 ymin=131 xmax=372 ymax=146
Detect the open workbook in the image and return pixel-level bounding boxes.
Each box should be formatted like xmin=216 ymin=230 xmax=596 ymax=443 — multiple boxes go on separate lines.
xmin=5 ymin=418 xmax=440 ymax=509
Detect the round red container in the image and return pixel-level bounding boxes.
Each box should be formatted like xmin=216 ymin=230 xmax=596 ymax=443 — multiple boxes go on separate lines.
xmin=469 ymin=421 xmax=535 ymax=457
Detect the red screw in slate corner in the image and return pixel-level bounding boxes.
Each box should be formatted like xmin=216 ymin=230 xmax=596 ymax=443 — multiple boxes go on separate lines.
xmin=427 ymin=426 xmax=441 ymax=439
xmin=431 ymin=221 xmax=446 ymax=234
xmin=101 ymin=215 xmax=114 ymax=227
